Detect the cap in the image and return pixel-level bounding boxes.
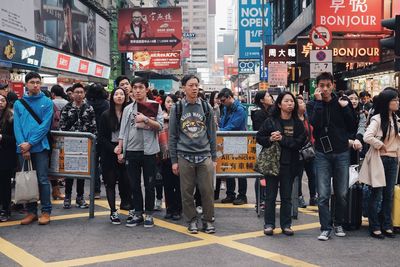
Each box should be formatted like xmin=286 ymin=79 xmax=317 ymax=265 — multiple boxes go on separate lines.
xmin=0 ymin=83 xmax=8 ymax=90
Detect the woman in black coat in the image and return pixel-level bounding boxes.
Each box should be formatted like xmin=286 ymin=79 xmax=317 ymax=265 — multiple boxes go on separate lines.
xmin=0 ymin=94 xmax=17 ymax=222
xmin=256 ymin=92 xmax=306 ymax=236
xmin=98 ymin=88 xmax=130 ymax=224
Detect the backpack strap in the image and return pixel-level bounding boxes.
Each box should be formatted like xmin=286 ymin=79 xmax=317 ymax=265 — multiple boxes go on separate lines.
xmin=19 ymin=99 xmax=42 ymax=124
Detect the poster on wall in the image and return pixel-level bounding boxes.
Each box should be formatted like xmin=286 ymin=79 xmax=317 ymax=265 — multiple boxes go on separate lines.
xmin=0 ymin=0 xmax=110 ymax=65
xmin=118 ymin=7 xmax=182 ymax=52
xmin=128 ymin=51 xmax=181 ymax=70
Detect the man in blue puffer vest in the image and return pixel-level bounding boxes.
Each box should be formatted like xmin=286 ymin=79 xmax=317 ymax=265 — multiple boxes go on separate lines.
xmin=218 ymin=88 xmax=248 ymax=205
xmin=14 ymin=72 xmax=53 ymax=225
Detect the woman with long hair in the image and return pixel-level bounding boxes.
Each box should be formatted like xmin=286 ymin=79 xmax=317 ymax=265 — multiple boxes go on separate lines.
xmin=159 ymin=94 xmax=182 ymax=220
xmin=256 ymin=92 xmax=306 ymax=236
xmin=98 ymin=87 xmax=130 ymax=224
xmin=0 ymin=94 xmax=16 ymax=222
xmin=363 ymin=88 xmax=400 ymax=239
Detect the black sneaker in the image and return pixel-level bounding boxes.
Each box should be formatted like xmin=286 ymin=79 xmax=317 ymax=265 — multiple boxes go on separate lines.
xmin=110 ymin=211 xmax=121 ymax=225
xmin=144 ymin=215 xmax=154 ymax=228
xmin=221 ymin=196 xmax=235 ymax=204
xmin=172 ymin=214 xmax=181 ymax=221
xmin=298 ymin=196 xmax=307 ymax=208
xmin=202 ymin=221 xmax=216 ymax=234
xmin=233 ymin=196 xmax=247 ymax=205
xmin=164 ymin=213 xmax=173 ymax=219
xmin=188 ymin=220 xmax=198 ymax=234
xmin=126 ymin=210 xmax=135 ymax=226
xmin=0 ymin=210 xmax=9 ymax=222
xmin=76 ymin=196 xmax=89 ymax=209
xmin=63 ymin=195 xmax=72 ymax=209
xmin=126 ymin=213 xmax=143 ymax=227
xmin=309 ymin=197 xmax=317 ymax=206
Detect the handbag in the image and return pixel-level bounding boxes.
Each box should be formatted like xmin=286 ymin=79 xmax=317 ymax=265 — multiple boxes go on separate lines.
xmin=254 ymin=141 xmax=281 ymax=177
xmin=14 ymin=160 xmax=39 ymax=204
xmin=299 ymin=118 xmax=315 ymax=161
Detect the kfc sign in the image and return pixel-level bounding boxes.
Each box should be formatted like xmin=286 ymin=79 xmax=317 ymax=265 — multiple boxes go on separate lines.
xmin=316 ymin=0 xmax=383 ymax=32
xmin=95 ymin=65 xmax=104 ymax=77
xmin=57 ymin=54 xmax=71 ymax=70
xmin=78 ymin=60 xmax=89 ymax=74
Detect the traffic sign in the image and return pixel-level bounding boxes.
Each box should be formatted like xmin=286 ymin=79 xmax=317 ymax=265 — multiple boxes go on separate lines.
xmin=310 ymin=62 xmax=333 ymax=78
xmin=310 ymin=25 xmax=332 ymax=48
xmin=310 ymin=50 xmax=332 ymax=63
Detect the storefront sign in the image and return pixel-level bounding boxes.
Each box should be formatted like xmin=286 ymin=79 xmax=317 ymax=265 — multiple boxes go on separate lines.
xmin=129 ymin=51 xmax=181 ymax=70
xmin=268 ymin=62 xmax=287 ymax=86
xmin=118 ymin=7 xmax=182 ymax=52
xmin=0 ymin=32 xmax=43 ymax=68
xmin=315 ymin=0 xmax=383 ymax=32
xmin=239 ymin=0 xmax=272 ymax=59
xmin=0 ymin=0 xmax=110 ymax=65
xmin=297 ymin=37 xmax=380 ymax=63
xmin=41 ymin=48 xmax=110 ymax=79
xmin=264 ymin=45 xmax=296 ymax=63
xmin=238 ymin=59 xmax=257 ymax=74
xmin=224 ymin=55 xmax=237 ymax=77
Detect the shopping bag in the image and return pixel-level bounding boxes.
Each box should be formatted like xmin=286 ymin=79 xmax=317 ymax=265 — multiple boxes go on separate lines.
xmin=349 ymin=164 xmax=359 ymax=188
xmin=14 ymin=160 xmax=39 ymax=204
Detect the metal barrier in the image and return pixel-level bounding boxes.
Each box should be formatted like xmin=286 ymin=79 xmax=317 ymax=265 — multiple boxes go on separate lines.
xmin=48 ymin=131 xmax=97 ymax=218
xmin=216 ymin=131 xmax=263 ymax=216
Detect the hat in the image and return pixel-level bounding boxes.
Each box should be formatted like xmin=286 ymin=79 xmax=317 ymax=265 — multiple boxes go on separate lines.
xmin=0 ymin=83 xmax=8 ymax=90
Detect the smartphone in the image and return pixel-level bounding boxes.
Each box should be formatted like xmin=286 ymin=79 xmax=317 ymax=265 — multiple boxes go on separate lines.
xmin=320 ymin=136 xmax=333 ymax=153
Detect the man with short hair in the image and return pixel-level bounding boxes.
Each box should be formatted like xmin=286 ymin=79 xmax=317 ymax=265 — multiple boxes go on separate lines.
xmin=59 ymin=83 xmax=97 ymax=209
xmin=218 ymin=88 xmax=248 ymax=205
xmin=115 ymin=76 xmax=133 ymax=104
xmin=117 ymin=77 xmax=163 ymax=228
xmin=169 ymin=74 xmax=217 ymax=234
xmin=14 ymin=72 xmax=53 ymax=225
xmin=50 ymin=84 xmax=68 ymax=111
xmin=311 ymin=72 xmax=357 ymax=241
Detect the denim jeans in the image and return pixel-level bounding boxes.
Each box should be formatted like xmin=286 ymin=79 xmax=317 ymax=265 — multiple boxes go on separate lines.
xmin=368 ymin=156 xmax=398 ymax=232
xmin=315 ymin=151 xmax=350 ymax=231
xmin=264 ymin=165 xmax=296 ymax=229
xmin=18 ymin=150 xmax=52 ymax=214
xmin=125 ymin=151 xmax=156 ymax=215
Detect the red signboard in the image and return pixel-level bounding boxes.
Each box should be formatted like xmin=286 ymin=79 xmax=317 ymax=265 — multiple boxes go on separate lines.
xmin=182 ymin=40 xmax=190 ymax=58
xmin=118 ymin=7 xmax=182 ymax=52
xmin=95 ymin=65 xmax=104 ymax=77
xmin=224 ymin=55 xmax=236 ymax=76
xmin=78 ymin=60 xmax=89 ymax=74
xmin=131 ymin=51 xmax=181 ymax=70
xmin=315 ymin=0 xmax=383 ymax=32
xmin=56 ymin=54 xmax=71 ymax=70
xmin=11 ymin=82 xmax=24 ymax=98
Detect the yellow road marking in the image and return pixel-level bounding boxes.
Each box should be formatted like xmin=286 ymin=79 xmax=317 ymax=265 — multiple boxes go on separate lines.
xmin=0 ymin=236 xmax=46 ymax=267
xmin=47 ymin=240 xmax=212 ymax=267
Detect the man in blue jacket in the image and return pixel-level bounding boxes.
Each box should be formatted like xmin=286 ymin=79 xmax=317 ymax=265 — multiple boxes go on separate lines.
xmin=218 ymin=88 xmax=248 ymax=205
xmin=14 ymin=72 xmax=53 ymax=225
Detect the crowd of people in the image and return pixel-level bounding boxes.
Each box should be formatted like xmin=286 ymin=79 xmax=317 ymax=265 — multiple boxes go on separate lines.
xmin=0 ymin=71 xmax=399 ymax=240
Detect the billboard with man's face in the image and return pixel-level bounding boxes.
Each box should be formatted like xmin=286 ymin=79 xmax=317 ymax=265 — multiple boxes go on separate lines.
xmin=118 ymin=7 xmax=182 ymax=52
xmin=0 ymin=0 xmax=110 ymax=65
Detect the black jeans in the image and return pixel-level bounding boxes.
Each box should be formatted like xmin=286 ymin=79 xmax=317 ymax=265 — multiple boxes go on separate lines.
xmin=102 ymin=157 xmax=130 ymax=212
xmin=226 ymin=178 xmax=247 ymax=198
xmin=125 ymin=151 xmax=156 ymax=215
xmin=298 ymin=159 xmax=317 ymax=198
xmin=65 ymin=178 xmax=85 ymax=197
xmin=264 ymin=165 xmax=296 ymax=229
xmin=161 ymin=159 xmax=182 ymax=215
xmin=0 ymin=169 xmax=13 ymax=214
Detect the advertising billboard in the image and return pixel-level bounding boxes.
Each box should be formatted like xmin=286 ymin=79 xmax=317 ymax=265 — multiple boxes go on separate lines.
xmin=238 ymin=0 xmax=272 ymax=59
xmin=0 ymin=0 xmax=110 ymax=65
xmin=315 ymin=0 xmax=383 ymax=32
xmin=118 ymin=7 xmax=182 ymax=52
xmin=128 ymin=51 xmax=181 ymax=70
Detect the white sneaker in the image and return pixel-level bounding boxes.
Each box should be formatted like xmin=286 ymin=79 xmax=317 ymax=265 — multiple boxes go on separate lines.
xmin=318 ymin=230 xmax=331 ymax=241
xmin=196 ymin=206 xmax=203 ymax=214
xmin=154 ymin=199 xmax=162 ymax=211
xmin=221 ymin=182 xmax=226 ymax=190
xmin=334 ymin=226 xmax=346 ymax=237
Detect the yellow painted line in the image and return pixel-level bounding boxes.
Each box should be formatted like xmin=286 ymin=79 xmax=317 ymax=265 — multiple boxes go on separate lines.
xmin=0 ymin=211 xmax=109 ymax=228
xmin=214 ymin=203 xmax=255 ymax=209
xmin=217 ymin=239 xmax=319 ymax=267
xmin=47 ymin=240 xmax=212 ymax=267
xmin=0 ymin=236 xmax=46 ymax=267
xmin=226 ymin=222 xmax=321 ymax=241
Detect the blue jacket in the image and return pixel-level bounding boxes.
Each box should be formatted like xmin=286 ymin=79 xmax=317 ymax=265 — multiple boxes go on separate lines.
xmin=219 ymin=99 xmax=247 ymax=131
xmin=14 ymin=92 xmax=53 ymax=153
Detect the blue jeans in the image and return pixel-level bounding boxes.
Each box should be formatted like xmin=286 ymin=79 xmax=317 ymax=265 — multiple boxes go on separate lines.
xmin=315 ymin=151 xmax=350 ymax=231
xmin=368 ymin=156 xmax=398 ymax=232
xmin=18 ymin=150 xmax=52 ymax=215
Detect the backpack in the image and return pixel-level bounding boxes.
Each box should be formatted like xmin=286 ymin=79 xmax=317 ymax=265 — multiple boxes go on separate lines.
xmin=175 ymin=99 xmax=211 ymax=137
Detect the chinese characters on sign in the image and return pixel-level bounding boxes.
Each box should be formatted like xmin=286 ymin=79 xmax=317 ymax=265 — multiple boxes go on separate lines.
xmin=128 ymin=51 xmax=181 ymax=70
xmin=264 ymin=45 xmax=296 ymax=63
xmin=238 ymin=59 xmax=257 ymax=74
xmin=315 ymin=0 xmax=383 ymax=32
xmin=268 ymin=62 xmax=288 ymax=86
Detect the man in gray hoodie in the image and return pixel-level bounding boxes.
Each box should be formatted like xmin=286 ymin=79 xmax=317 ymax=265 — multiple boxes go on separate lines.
xmin=168 ymin=74 xmax=217 ymax=234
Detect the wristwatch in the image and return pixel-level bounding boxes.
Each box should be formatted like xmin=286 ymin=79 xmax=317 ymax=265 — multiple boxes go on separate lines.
xmin=144 ymin=117 xmax=149 ymax=124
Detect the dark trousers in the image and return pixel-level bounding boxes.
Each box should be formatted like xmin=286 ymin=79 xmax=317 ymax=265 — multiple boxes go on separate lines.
xmin=155 ymin=164 xmax=163 ymax=200
xmin=125 ymin=151 xmax=156 ymax=215
xmin=194 ymin=186 xmax=202 ymax=207
xmin=298 ymin=159 xmax=317 ymax=198
xmin=264 ymin=165 xmax=295 ymax=229
xmin=65 ymin=178 xmax=85 ymax=197
xmin=226 ymin=178 xmax=247 ymax=198
xmin=0 ymin=169 xmax=13 ymax=214
xmin=102 ymin=158 xmax=130 ymax=212
xmin=161 ymin=159 xmax=182 ymax=215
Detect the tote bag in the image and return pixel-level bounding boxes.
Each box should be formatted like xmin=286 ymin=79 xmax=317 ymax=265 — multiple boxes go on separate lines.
xmin=14 ymin=160 xmax=39 ymax=204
